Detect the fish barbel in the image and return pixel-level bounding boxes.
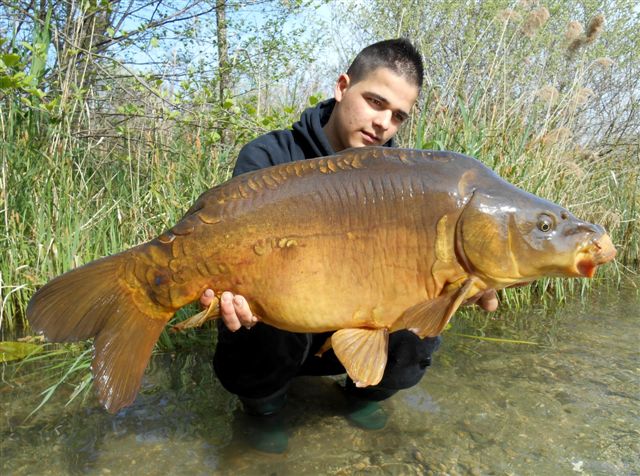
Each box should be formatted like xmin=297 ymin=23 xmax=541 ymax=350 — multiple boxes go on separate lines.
xmin=27 ymin=147 xmax=616 ymax=413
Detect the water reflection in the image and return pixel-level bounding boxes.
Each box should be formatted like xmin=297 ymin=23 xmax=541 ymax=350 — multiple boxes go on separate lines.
xmin=2 ymin=287 xmax=638 ymax=475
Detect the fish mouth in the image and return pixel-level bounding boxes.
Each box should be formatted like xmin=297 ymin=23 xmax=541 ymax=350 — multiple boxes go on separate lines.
xmin=574 ymin=233 xmax=617 ymax=278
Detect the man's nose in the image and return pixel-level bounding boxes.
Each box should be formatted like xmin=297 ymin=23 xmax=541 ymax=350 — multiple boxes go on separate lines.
xmin=373 ymin=110 xmax=392 ymax=130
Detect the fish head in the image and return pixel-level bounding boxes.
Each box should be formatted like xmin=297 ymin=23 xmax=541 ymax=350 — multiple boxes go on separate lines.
xmin=456 ymin=187 xmax=617 ymax=287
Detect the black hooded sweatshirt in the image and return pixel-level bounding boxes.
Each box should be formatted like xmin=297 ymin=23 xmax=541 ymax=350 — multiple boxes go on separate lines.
xmin=232 ymin=98 xmax=395 ymax=176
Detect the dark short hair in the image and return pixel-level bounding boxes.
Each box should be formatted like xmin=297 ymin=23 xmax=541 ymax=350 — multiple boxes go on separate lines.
xmin=346 ymin=38 xmax=424 ymax=89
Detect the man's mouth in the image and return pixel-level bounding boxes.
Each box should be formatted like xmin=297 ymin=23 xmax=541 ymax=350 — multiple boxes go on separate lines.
xmin=361 ymin=131 xmax=380 ymax=144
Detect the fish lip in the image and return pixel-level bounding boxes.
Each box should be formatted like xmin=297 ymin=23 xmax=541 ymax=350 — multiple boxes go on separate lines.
xmin=574 ymin=233 xmax=617 ymax=277
xmin=587 ymin=233 xmax=617 ymax=264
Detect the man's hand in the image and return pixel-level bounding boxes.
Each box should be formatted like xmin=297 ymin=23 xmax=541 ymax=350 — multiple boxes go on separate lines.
xmin=200 ymin=289 xmax=258 ymax=331
xmin=464 ymin=288 xmax=499 ymax=312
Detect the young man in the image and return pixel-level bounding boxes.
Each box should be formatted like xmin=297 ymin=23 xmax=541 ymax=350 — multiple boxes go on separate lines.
xmin=201 ymin=38 xmax=497 ymax=452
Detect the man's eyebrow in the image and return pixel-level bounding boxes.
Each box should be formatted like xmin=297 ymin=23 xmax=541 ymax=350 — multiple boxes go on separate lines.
xmin=366 ymin=92 xmax=410 ymax=119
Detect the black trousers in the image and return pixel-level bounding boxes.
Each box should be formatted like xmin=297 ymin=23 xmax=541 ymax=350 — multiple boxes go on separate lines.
xmin=213 ymin=321 xmax=442 ymax=413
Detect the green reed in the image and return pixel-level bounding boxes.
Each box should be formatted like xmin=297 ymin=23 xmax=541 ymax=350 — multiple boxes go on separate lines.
xmin=0 ymin=103 xmax=236 ymax=336
xmin=2 ymin=95 xmax=637 ymax=335
xmin=408 ymin=9 xmax=639 ymax=311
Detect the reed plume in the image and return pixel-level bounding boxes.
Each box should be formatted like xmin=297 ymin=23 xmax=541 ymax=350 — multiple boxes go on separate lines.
xmin=541 ymin=127 xmax=572 ymax=147
xmin=564 ymin=21 xmax=584 ymax=42
xmin=572 ymin=87 xmax=594 ymax=107
xmin=585 ymin=14 xmax=605 ymax=43
xmin=567 ymin=14 xmax=605 ymax=57
xmin=522 ymin=6 xmax=550 ymax=37
xmin=535 ymin=85 xmax=560 ymax=105
xmin=594 ymin=57 xmax=614 ymax=68
xmin=496 ymin=9 xmax=522 ymax=24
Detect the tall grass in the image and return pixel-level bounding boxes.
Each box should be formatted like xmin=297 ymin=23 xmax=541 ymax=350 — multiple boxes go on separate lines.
xmin=0 ymin=102 xmax=238 ymax=336
xmin=2 ymin=92 xmax=636 ymax=336
xmin=400 ymin=5 xmax=640 ymax=309
xmin=2 ymin=73 xmax=638 ymax=334
xmin=3 ymin=1 xmax=638 ymax=336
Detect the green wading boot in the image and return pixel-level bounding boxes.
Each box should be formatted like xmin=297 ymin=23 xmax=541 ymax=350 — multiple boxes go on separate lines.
xmin=244 ymin=412 xmax=288 ymax=454
xmin=240 ymin=390 xmax=289 ymax=454
xmin=345 ymin=396 xmax=388 ymax=430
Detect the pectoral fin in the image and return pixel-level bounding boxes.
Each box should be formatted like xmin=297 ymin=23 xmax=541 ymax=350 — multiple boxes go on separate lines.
xmin=172 ymin=296 xmax=220 ymax=332
xmin=400 ymin=279 xmax=474 ymax=338
xmin=331 ymin=328 xmax=389 ymax=387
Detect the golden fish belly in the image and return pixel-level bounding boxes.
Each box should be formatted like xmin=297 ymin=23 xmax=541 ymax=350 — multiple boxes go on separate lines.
xmin=207 ymin=218 xmax=432 ymax=333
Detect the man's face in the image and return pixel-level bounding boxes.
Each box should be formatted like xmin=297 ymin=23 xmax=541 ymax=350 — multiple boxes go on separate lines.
xmin=328 ymin=67 xmax=420 ymax=151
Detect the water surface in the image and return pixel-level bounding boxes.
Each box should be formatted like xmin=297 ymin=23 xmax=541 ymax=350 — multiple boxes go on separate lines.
xmin=2 ymin=287 xmax=638 ymax=475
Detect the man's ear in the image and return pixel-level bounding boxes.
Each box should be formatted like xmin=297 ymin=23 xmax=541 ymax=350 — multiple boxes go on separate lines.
xmin=334 ymin=73 xmax=350 ymax=103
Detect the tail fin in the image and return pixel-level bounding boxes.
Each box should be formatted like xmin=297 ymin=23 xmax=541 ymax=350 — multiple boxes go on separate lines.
xmin=27 ymin=251 xmax=173 ymax=413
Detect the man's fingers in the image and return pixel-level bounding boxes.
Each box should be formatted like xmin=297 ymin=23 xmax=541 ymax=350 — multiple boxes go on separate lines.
xmin=219 ymin=291 xmax=258 ymax=331
xmin=220 ymin=291 xmax=242 ymax=331
xmin=200 ymin=288 xmax=215 ymax=308
xmin=233 ymin=295 xmax=258 ymax=328
xmin=462 ymin=289 xmax=499 ymax=312
xmin=478 ymin=289 xmax=498 ymax=312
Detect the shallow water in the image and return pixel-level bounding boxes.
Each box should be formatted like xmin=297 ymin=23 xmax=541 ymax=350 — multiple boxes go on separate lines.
xmin=2 ymin=287 xmax=639 ymax=475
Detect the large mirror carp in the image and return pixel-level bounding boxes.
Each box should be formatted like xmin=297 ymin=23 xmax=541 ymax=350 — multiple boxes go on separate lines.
xmin=27 ymin=147 xmax=616 ymax=413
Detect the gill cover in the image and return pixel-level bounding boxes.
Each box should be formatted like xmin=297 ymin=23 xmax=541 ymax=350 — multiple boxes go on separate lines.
xmin=457 ymin=191 xmax=521 ymax=284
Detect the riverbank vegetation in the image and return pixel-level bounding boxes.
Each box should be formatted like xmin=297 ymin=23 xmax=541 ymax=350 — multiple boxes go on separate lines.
xmin=1 ymin=0 xmax=638 ymax=351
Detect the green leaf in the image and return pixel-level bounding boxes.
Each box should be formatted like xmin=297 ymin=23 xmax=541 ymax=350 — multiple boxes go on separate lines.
xmin=2 ymin=53 xmax=21 ymax=68
xmin=0 ymin=341 xmax=44 ymax=362
xmin=0 ymin=76 xmax=17 ymax=89
xmin=19 ymin=41 xmax=35 ymax=53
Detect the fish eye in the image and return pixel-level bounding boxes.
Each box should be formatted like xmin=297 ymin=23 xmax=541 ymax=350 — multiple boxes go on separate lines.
xmin=537 ymin=215 xmax=554 ymax=232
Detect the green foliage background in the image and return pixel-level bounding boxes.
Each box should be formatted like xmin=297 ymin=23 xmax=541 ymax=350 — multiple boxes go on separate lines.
xmin=1 ymin=0 xmax=638 ymax=341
